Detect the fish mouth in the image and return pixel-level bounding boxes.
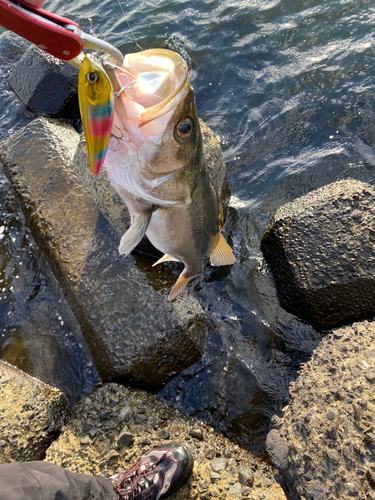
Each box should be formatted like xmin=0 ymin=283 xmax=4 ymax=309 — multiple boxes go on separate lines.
xmin=116 ymin=49 xmax=189 ymax=127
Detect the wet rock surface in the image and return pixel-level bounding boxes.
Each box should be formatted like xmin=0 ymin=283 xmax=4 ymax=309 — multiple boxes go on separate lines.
xmin=0 ymin=117 xmax=205 ymax=390
xmin=46 ymin=383 xmax=286 ymax=500
xmin=261 ymin=179 xmax=375 ymax=330
xmin=0 ymin=31 xmax=31 ymax=65
xmin=0 ymin=360 xmax=68 ymax=462
xmin=8 ymin=46 xmax=81 ymax=130
xmin=0 ymin=163 xmax=99 ymax=403
xmin=266 ymin=320 xmax=375 ymax=500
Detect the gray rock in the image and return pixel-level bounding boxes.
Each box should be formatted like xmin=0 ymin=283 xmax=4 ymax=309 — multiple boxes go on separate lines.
xmin=0 ymin=117 xmax=205 ymax=390
xmin=265 ymin=430 xmax=289 ymax=473
xmin=262 ymin=477 xmax=273 ymax=488
xmin=210 ymin=457 xmax=227 ymax=473
xmin=367 ymin=468 xmax=375 ymax=488
xmin=307 ymin=480 xmax=326 ymax=500
xmin=228 ymin=482 xmax=242 ymax=497
xmin=238 ymin=466 xmax=254 ymax=486
xmin=158 ymin=430 xmax=170 ymax=440
xmin=116 ymin=430 xmax=134 ymax=448
xmin=364 ymin=433 xmax=375 ymax=446
xmin=261 ymin=179 xmax=375 ymax=330
xmin=0 ymin=360 xmax=68 ymax=462
xmin=210 ymin=471 xmax=221 ymax=481
xmin=99 ymin=410 xmax=112 ymax=420
xmin=189 ymin=428 xmax=203 ymax=440
xmin=347 ymin=482 xmax=360 ymax=496
xmin=8 ymin=46 xmax=80 ymax=126
xmin=326 ymin=449 xmax=339 ymax=461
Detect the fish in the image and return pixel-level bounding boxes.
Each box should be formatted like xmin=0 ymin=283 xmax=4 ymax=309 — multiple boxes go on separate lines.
xmin=101 ymin=48 xmax=235 ymax=300
xmin=78 ymin=54 xmax=114 ymax=175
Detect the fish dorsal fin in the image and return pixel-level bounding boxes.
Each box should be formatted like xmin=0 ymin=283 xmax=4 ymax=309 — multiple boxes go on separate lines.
xmin=152 ymin=254 xmax=180 ymax=267
xmin=168 ymin=274 xmax=197 ymax=301
xmin=210 ymin=234 xmax=235 ymax=267
xmin=118 ymin=209 xmax=153 ymax=256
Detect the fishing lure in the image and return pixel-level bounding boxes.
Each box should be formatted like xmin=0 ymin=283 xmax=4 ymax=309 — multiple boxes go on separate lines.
xmin=78 ymin=55 xmax=114 ymax=175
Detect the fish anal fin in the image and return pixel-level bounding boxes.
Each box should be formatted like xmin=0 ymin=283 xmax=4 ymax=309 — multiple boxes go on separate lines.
xmin=210 ymin=233 xmax=235 ymax=267
xmin=168 ymin=273 xmax=198 ymax=301
xmin=152 ymin=254 xmax=180 ymax=267
xmin=118 ymin=209 xmax=153 ymax=256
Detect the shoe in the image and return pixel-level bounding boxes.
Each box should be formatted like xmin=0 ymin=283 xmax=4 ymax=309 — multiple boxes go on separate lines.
xmin=110 ymin=443 xmax=194 ymax=500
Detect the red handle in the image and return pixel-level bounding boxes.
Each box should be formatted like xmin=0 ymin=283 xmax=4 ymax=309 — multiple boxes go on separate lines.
xmin=0 ymin=0 xmax=83 ymax=60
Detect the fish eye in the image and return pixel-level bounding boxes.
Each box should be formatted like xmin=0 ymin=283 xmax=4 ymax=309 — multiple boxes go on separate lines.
xmin=87 ymin=72 xmax=99 ymax=84
xmin=176 ymin=118 xmax=194 ymax=140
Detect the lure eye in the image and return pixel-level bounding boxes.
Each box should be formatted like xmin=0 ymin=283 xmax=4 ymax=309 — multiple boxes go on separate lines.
xmin=87 ymin=72 xmax=99 ymax=84
xmin=176 ymin=118 xmax=194 ymax=140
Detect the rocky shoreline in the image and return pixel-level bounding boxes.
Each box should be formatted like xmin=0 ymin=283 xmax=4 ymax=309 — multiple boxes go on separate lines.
xmin=0 ymin=35 xmax=287 ymax=500
xmin=0 ymin=358 xmax=286 ymax=500
xmin=1 ymin=30 xmax=375 ymax=500
xmin=46 ymin=383 xmax=286 ymax=500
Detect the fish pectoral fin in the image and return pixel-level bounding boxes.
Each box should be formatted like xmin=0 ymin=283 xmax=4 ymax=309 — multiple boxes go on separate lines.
xmin=210 ymin=234 xmax=235 ymax=266
xmin=168 ymin=273 xmax=198 ymax=301
xmin=118 ymin=209 xmax=153 ymax=256
xmin=152 ymin=254 xmax=180 ymax=267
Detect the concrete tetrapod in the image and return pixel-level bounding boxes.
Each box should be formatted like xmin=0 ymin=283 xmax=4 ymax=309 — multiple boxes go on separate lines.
xmin=266 ymin=320 xmax=375 ymax=500
xmin=0 ymin=117 xmax=205 ymax=390
xmin=261 ymin=179 xmax=375 ymax=330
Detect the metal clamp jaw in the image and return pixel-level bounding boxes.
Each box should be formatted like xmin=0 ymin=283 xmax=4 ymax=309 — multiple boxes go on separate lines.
xmin=66 ymin=25 xmax=123 ymax=67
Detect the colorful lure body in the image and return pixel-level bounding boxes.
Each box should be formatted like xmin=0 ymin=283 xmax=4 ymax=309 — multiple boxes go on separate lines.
xmin=78 ymin=55 xmax=114 ymax=175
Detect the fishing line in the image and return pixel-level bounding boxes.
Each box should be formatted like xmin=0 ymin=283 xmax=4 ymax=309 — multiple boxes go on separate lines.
xmin=116 ymin=0 xmax=143 ymax=51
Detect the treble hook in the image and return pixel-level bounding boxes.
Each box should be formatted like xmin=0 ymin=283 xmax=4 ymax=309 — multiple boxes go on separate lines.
xmin=111 ymin=125 xmax=124 ymax=141
xmin=108 ymin=137 xmax=120 ymax=152
xmin=107 ymin=126 xmax=121 ymax=151
xmin=108 ymin=125 xmax=131 ymax=151
xmin=113 ymin=69 xmax=138 ymax=100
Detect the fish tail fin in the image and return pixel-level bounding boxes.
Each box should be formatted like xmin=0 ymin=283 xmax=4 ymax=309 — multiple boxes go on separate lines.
xmin=152 ymin=254 xmax=180 ymax=267
xmin=168 ymin=273 xmax=198 ymax=301
xmin=119 ymin=209 xmax=153 ymax=256
xmin=210 ymin=233 xmax=235 ymax=266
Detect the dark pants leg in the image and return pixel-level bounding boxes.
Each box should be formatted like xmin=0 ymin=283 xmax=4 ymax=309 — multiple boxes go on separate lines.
xmin=0 ymin=461 xmax=119 ymax=500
